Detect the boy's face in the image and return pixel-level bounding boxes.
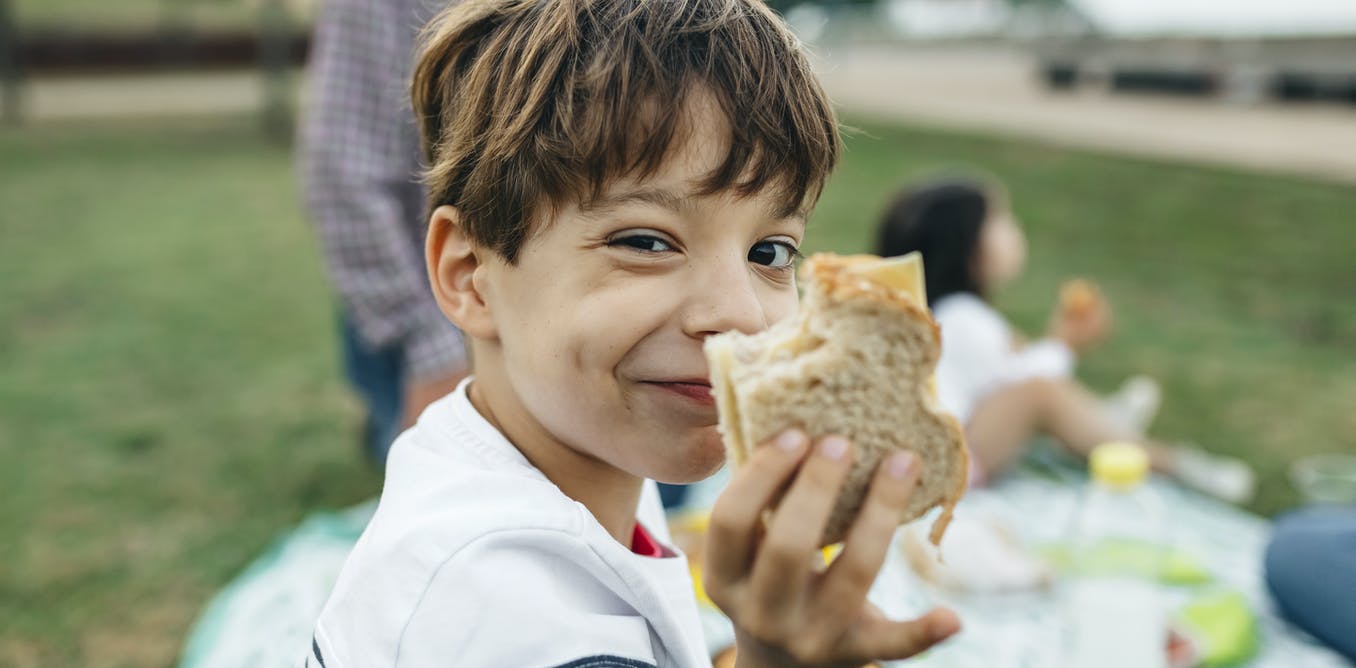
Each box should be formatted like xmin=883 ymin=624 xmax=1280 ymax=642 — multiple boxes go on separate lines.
xmin=473 ymin=101 xmax=804 ymax=484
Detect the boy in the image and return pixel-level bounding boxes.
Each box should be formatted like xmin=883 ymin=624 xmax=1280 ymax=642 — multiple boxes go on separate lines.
xmin=307 ymin=0 xmax=960 ymax=665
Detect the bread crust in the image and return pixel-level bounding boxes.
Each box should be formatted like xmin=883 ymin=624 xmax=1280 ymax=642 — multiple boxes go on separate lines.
xmin=803 ymin=255 xmax=969 ymax=545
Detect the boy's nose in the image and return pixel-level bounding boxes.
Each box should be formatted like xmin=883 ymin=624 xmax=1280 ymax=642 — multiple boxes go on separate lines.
xmin=681 ymin=262 xmax=769 ymax=339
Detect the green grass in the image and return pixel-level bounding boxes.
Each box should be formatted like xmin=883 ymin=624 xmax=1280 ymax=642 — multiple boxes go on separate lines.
xmin=0 ymin=118 xmax=379 ymax=667
xmin=811 ymin=116 xmax=1356 ymax=514
xmin=3 ymin=114 xmax=1354 ymax=666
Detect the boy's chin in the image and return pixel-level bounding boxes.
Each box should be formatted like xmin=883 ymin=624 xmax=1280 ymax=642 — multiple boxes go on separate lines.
xmin=654 ymin=434 xmax=728 ymax=485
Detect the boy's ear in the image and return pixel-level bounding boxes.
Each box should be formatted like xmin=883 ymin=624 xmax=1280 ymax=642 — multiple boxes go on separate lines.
xmin=426 ymin=205 xmax=497 ymax=340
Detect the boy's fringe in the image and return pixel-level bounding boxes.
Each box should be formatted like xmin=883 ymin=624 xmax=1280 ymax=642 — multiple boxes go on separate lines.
xmin=412 ymin=0 xmax=841 ymax=262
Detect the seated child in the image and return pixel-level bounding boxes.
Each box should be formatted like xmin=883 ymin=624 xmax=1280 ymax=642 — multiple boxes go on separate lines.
xmin=874 ymin=176 xmax=1254 ymax=502
xmin=304 ymin=1 xmax=960 ymax=666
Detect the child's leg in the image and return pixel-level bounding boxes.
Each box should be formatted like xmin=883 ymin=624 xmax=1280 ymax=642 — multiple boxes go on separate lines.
xmin=964 ymin=377 xmax=1172 ymax=479
xmin=966 ymin=378 xmax=1255 ymax=501
xmin=341 ymin=313 xmax=405 ymax=466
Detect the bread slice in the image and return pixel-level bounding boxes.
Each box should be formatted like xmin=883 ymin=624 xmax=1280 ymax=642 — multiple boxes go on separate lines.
xmin=705 ymin=252 xmax=968 ymax=547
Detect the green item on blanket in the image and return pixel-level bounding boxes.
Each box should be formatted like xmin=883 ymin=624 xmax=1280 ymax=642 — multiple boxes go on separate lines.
xmin=1176 ymin=590 xmax=1259 ymax=667
xmin=1040 ymin=540 xmax=1213 ymax=585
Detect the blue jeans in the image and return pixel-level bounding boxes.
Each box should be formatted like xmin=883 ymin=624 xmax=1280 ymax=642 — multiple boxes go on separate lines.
xmin=656 ymin=483 xmax=690 ymax=510
xmin=1264 ymin=505 xmax=1356 ymax=661
xmin=340 ymin=314 xmax=404 ymax=466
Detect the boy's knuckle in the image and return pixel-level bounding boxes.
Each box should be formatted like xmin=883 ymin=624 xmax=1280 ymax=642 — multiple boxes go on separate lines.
xmin=749 ymin=443 xmax=780 ymax=463
xmin=788 ymin=633 xmax=835 ymax=664
xmin=807 ymin=459 xmax=850 ymax=488
xmin=761 ymin=531 xmax=805 ymax=563
xmin=869 ymin=491 xmax=907 ymax=519
xmin=798 ymin=464 xmax=831 ymax=490
xmin=701 ymin=569 xmax=722 ymax=597
xmin=708 ymin=506 xmax=742 ymax=536
xmin=873 ymin=495 xmax=906 ymax=519
xmin=751 ymin=451 xmax=791 ymax=477
xmin=740 ymin=611 xmax=784 ymax=645
xmin=705 ymin=586 xmax=731 ymax=611
xmin=841 ymin=559 xmax=877 ymax=592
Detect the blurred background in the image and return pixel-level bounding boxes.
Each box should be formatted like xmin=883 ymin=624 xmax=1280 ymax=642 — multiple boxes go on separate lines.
xmin=2 ymin=0 xmax=1354 ymax=665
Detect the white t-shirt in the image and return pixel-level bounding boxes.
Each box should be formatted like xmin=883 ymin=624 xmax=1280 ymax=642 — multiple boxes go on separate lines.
xmin=933 ymin=293 xmax=1075 ymax=424
xmin=306 ymin=379 xmax=711 ymax=668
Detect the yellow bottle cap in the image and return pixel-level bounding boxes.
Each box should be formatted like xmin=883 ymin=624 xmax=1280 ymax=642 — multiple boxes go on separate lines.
xmin=1090 ymin=442 xmax=1149 ymax=489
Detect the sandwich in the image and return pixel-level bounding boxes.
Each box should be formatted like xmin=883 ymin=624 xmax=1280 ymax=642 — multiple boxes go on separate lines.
xmin=704 ymin=252 xmax=968 ymax=547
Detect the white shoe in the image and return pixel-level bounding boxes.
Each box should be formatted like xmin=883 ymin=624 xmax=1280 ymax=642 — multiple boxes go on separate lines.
xmin=1102 ymin=375 xmax=1162 ymax=436
xmin=1171 ymin=446 xmax=1257 ymax=505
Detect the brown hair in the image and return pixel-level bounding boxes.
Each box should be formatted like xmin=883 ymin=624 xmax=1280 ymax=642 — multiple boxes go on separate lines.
xmin=411 ymin=0 xmax=841 ymax=263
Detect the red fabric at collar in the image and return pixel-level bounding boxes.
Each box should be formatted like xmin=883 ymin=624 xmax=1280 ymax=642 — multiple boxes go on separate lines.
xmin=630 ymin=522 xmax=665 ymax=558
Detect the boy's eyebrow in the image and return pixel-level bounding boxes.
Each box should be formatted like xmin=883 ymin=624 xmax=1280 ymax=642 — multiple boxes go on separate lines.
xmin=579 ymin=186 xmax=694 ymax=218
xmin=580 ymin=186 xmax=807 ymax=224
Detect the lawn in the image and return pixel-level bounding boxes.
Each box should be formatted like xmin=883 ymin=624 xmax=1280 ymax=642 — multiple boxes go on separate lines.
xmin=0 ymin=117 xmax=379 ymax=667
xmin=2 ymin=114 xmax=1353 ymax=666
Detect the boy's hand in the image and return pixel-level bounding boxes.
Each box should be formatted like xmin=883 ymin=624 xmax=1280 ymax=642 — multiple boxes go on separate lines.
xmin=704 ymin=431 xmax=961 ymax=668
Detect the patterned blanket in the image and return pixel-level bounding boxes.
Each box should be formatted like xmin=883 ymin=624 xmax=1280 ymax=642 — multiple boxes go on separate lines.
xmin=179 ymin=455 xmax=1349 ymax=667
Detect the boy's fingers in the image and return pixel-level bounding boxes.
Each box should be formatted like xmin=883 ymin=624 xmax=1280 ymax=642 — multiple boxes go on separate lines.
xmin=849 ymin=607 xmax=960 ymax=661
xmin=821 ymin=451 xmax=920 ymax=610
xmin=749 ymin=435 xmax=855 ymax=610
xmin=705 ymin=430 xmax=809 ymax=590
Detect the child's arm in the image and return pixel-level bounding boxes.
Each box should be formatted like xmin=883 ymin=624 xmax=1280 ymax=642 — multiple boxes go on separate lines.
xmin=1046 ymin=282 xmax=1113 ymax=355
xmin=998 ymin=286 xmax=1113 ymax=382
xmin=703 ymin=430 xmax=960 ymax=667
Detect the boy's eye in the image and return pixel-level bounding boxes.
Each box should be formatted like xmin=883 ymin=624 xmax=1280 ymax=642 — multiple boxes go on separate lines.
xmin=748 ymin=240 xmax=799 ymax=268
xmin=611 ymin=234 xmax=675 ymax=253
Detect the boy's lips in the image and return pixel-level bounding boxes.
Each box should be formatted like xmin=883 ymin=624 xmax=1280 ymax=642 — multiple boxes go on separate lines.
xmin=643 ymin=379 xmax=715 ymax=407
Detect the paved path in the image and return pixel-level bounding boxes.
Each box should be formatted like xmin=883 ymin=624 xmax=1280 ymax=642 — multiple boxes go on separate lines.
xmin=813 ymin=44 xmax=1356 ymax=184
xmin=10 ymin=47 xmax=1356 ymax=185
xmin=15 ymin=71 xmax=266 ymax=121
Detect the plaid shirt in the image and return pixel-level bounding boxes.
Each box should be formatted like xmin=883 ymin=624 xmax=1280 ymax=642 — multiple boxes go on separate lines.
xmin=300 ymin=0 xmax=466 ymax=380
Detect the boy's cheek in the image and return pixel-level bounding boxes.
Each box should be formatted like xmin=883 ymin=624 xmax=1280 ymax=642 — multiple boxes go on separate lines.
xmin=764 ymin=289 xmax=801 ymax=325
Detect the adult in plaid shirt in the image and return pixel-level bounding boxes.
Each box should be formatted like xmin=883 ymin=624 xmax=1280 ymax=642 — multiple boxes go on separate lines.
xmin=300 ymin=0 xmax=467 ymax=464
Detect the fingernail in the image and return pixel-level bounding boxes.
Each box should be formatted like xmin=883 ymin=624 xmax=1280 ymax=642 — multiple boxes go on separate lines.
xmin=887 ymin=452 xmax=916 ymax=479
xmin=818 ymin=436 xmax=849 ymax=461
xmin=776 ymin=430 xmax=807 ymax=453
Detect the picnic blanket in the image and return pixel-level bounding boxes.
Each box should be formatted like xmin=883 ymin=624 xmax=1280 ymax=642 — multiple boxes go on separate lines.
xmin=868 ymin=474 xmax=1348 ymax=668
xmin=178 ymin=500 xmax=377 ymax=668
xmin=178 ymin=454 xmax=1349 ymax=667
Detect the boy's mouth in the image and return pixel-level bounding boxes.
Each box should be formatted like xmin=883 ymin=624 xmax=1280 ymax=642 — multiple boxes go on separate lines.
xmin=642 ymin=379 xmax=715 ymax=407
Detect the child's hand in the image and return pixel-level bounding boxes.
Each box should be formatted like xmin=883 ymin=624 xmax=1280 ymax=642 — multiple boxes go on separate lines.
xmin=704 ymin=430 xmax=961 ymax=668
xmin=1049 ymin=282 xmax=1112 ymax=354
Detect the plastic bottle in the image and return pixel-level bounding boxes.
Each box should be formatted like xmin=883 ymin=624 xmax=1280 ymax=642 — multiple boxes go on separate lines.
xmin=1062 ymin=442 xmax=1169 ymax=668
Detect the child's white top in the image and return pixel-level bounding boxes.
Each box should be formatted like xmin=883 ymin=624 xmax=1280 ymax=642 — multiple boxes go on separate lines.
xmin=307 ymin=379 xmax=710 ymax=668
xmin=933 ymin=292 xmax=1075 ymax=423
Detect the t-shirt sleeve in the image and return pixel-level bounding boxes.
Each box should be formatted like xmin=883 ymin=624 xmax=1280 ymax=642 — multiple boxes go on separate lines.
xmin=394 ymin=533 xmax=660 ymax=667
xmin=934 ymin=296 xmax=1075 ymax=421
xmin=996 ymin=338 xmax=1075 ymax=385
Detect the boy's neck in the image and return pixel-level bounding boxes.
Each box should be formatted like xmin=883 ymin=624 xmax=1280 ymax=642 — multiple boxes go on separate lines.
xmin=466 ymin=373 xmax=645 ymax=546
